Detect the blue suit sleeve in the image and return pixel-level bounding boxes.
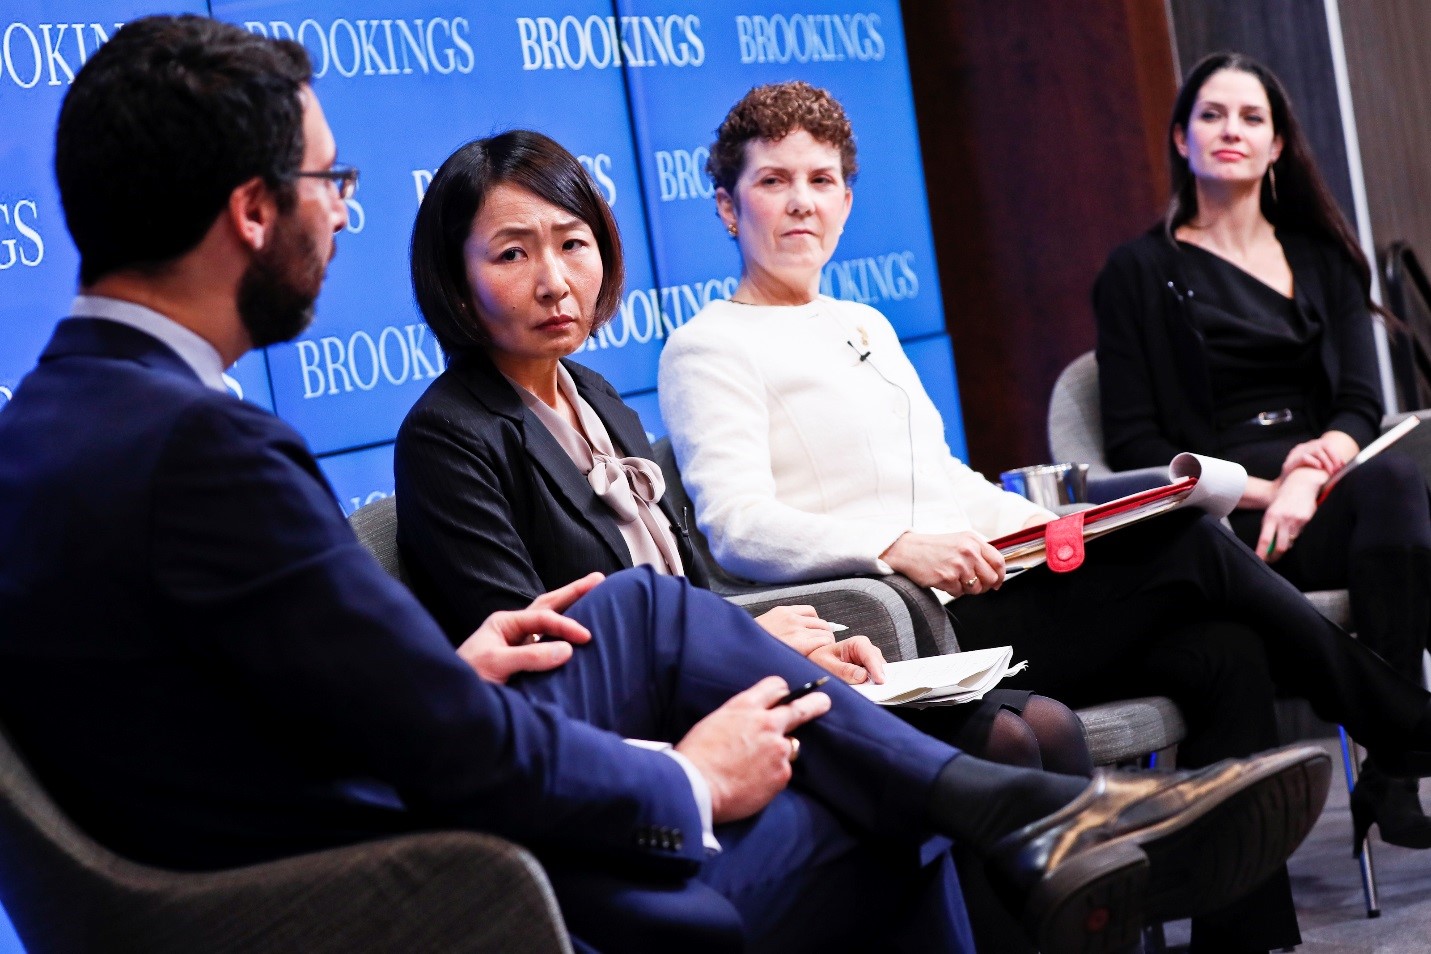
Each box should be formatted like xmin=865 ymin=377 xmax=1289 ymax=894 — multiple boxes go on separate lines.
xmin=148 ymin=397 xmax=705 ymax=873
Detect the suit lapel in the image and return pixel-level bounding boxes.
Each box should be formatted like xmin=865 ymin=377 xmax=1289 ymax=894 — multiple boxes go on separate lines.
xmin=451 ymin=354 xmax=631 ymax=569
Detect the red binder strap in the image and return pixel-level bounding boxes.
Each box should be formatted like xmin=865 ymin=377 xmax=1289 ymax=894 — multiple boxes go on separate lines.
xmin=1043 ymin=510 xmax=1086 ymax=573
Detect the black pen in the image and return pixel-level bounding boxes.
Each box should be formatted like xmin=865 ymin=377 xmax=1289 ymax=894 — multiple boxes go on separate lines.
xmin=774 ymin=676 xmax=830 ymax=707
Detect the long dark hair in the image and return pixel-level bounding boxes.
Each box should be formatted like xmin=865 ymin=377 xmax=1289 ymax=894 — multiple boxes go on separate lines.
xmin=410 ymin=130 xmax=624 ymax=357
xmin=1165 ymin=52 xmax=1385 ymax=320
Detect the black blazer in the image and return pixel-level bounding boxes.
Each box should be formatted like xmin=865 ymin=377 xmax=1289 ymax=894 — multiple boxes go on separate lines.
xmin=1092 ymin=227 xmax=1383 ymax=471
xmin=395 ymin=352 xmax=708 ymax=644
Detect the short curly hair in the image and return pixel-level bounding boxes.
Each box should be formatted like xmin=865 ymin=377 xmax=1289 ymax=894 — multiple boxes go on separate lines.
xmin=706 ymin=81 xmax=858 ymax=195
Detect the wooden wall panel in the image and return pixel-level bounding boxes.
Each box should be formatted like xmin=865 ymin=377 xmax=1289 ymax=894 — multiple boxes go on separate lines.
xmin=900 ymin=0 xmax=1177 ymax=474
xmin=1338 ymin=0 xmax=1431 ymax=264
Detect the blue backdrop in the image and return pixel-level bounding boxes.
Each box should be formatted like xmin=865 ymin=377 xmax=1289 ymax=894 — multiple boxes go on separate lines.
xmin=0 ymin=3 xmax=959 ymax=946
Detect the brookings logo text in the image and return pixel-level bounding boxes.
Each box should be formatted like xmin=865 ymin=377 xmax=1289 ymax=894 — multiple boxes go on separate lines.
xmin=0 ymin=199 xmax=45 ymax=269
xmin=242 ymin=18 xmax=475 ymax=78
xmin=517 ymin=15 xmax=703 ymax=70
xmin=0 ymin=21 xmax=119 ymax=88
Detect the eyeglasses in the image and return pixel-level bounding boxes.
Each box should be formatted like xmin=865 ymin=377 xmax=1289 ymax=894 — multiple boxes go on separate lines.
xmin=291 ymin=165 xmax=359 ymax=200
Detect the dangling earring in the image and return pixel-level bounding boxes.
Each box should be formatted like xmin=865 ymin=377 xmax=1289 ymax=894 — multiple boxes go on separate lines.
xmin=1267 ymin=163 xmax=1278 ymax=204
xmin=726 ymin=222 xmax=738 ymax=237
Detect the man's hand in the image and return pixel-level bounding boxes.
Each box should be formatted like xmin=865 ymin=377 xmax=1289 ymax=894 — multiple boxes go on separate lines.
xmin=754 ymin=604 xmax=836 ymax=655
xmin=675 ymin=676 xmax=830 ymax=824
xmin=456 ymin=572 xmax=604 ymax=684
xmin=807 ymin=635 xmax=887 ymax=685
xmin=1257 ymin=470 xmax=1324 ymax=563
xmin=881 ymin=530 xmax=1005 ymax=596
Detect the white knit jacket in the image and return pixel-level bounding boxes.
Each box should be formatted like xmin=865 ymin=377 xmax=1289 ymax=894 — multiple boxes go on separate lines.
xmin=658 ymin=297 xmax=1048 ymax=584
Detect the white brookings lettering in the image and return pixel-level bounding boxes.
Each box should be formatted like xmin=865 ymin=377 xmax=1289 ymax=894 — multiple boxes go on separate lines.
xmin=412 ymin=155 xmax=617 ymax=206
xmin=242 ymin=18 xmax=474 ymax=78
xmin=820 ymin=251 xmax=919 ymax=305
xmin=345 ymin=489 xmax=390 ymax=516
xmin=516 ymin=15 xmax=703 ymax=70
xmin=0 ymin=21 xmax=119 ymax=88
xmin=295 ymin=323 xmax=446 ymax=398
xmin=654 ymin=148 xmax=713 ymax=201
xmin=0 ymin=200 xmax=45 ymax=269
xmin=735 ymin=12 xmax=884 ymax=64
xmin=584 ymin=276 xmax=738 ymax=351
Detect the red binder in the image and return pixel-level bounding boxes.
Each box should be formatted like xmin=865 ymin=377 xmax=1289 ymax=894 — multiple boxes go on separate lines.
xmin=990 ymin=476 xmax=1199 ymax=573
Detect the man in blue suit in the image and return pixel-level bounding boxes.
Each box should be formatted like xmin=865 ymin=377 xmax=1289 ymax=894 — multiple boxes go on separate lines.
xmin=0 ymin=15 xmax=1329 ymax=954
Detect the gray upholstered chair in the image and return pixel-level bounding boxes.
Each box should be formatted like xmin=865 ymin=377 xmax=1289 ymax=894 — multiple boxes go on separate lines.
xmin=350 ymin=490 xmax=927 ymax=673
xmin=1046 ymin=348 xmax=1427 ymax=916
xmin=0 ymin=721 xmax=571 ymax=954
xmin=648 ymin=440 xmax=1187 ymax=767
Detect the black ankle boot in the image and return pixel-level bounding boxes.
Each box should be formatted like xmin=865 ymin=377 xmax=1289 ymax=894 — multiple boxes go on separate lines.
xmin=1350 ymin=758 xmax=1431 ymax=856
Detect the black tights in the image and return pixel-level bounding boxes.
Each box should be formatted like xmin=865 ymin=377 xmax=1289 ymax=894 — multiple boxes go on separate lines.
xmin=899 ymin=691 xmax=1095 ymax=779
xmin=982 ymin=696 xmax=1096 ymax=776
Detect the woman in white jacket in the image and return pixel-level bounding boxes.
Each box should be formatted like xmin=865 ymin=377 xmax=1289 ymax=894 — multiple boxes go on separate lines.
xmin=658 ymin=79 xmax=1431 ymax=954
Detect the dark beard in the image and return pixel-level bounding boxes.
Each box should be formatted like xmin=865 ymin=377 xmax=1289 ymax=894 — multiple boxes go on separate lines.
xmin=237 ymin=221 xmax=326 ymax=347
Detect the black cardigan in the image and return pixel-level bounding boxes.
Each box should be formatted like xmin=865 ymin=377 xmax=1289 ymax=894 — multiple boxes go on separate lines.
xmin=1092 ymin=227 xmax=1383 ymax=471
xmin=394 ymin=352 xmax=707 ymax=644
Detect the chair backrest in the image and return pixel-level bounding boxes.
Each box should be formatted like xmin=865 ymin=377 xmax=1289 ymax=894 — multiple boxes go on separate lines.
xmin=1047 ymin=350 xmax=1114 ymax=477
xmin=349 ymin=495 xmax=407 ymax=583
xmin=0 ymin=721 xmax=136 ymax=950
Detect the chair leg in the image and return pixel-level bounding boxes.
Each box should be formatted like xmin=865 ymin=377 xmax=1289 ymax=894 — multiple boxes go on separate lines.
xmin=1340 ymin=727 xmax=1381 ymax=918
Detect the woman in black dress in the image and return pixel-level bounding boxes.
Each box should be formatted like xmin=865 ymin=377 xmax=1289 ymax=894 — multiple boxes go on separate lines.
xmin=1095 ymin=52 xmax=1431 ymax=852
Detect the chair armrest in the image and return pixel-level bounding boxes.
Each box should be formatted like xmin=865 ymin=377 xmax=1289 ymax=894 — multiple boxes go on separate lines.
xmin=1087 ymin=467 xmax=1167 ymax=503
xmin=105 ymin=832 xmax=571 ymax=954
xmin=1076 ymin=697 xmax=1187 ymax=767
xmin=726 ymin=579 xmax=919 ymax=662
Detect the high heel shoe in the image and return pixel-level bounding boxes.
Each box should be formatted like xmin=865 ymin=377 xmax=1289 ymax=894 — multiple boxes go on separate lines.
xmin=1349 ymin=760 xmax=1431 ymax=857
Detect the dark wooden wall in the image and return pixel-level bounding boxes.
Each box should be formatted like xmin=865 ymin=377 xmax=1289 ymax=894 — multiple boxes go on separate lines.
xmin=900 ymin=0 xmax=1177 ymax=475
xmin=1338 ymin=0 xmax=1431 ymax=263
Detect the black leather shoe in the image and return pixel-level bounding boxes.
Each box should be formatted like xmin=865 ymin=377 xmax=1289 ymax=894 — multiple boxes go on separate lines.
xmin=985 ymin=745 xmax=1331 ymax=954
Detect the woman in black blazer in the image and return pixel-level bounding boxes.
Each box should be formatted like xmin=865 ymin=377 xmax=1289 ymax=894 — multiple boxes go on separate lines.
xmin=393 ymin=131 xmax=1094 ymax=800
xmin=1094 ymin=53 xmax=1431 ymax=853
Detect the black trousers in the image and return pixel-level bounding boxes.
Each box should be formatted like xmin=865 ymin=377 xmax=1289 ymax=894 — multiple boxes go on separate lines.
xmin=1231 ymin=450 xmax=1431 ymax=680
xmin=947 ymin=507 xmax=1431 ymax=950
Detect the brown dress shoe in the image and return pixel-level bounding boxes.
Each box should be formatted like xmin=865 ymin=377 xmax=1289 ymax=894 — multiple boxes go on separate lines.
xmin=985 ymin=744 xmax=1331 ymax=954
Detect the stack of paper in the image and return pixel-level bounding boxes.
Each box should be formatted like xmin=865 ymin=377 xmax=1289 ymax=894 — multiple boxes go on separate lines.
xmin=850 ymin=646 xmax=1026 ymax=707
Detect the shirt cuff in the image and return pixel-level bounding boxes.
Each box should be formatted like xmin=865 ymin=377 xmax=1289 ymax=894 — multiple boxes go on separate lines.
xmin=625 ymin=739 xmax=721 ymax=853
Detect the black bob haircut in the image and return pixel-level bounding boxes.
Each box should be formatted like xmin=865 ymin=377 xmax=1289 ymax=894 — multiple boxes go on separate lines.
xmin=55 ymin=14 xmax=311 ymax=286
xmin=410 ymin=130 xmax=625 ymax=357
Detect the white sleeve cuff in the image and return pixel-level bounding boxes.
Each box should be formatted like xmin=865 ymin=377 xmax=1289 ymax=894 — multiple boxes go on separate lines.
xmin=624 ymin=739 xmax=721 ymax=853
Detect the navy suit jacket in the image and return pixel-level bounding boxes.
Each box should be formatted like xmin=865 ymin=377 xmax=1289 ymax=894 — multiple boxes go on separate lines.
xmin=0 ymin=318 xmax=704 ymax=875
xmin=395 ymin=351 xmax=709 ymax=643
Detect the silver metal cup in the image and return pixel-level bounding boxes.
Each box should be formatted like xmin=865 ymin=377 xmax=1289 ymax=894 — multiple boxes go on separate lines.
xmin=999 ymin=463 xmax=1090 ymax=508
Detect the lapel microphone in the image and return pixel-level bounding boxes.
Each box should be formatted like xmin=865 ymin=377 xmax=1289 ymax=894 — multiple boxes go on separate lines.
xmin=846 ymin=340 xmax=871 ymax=362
